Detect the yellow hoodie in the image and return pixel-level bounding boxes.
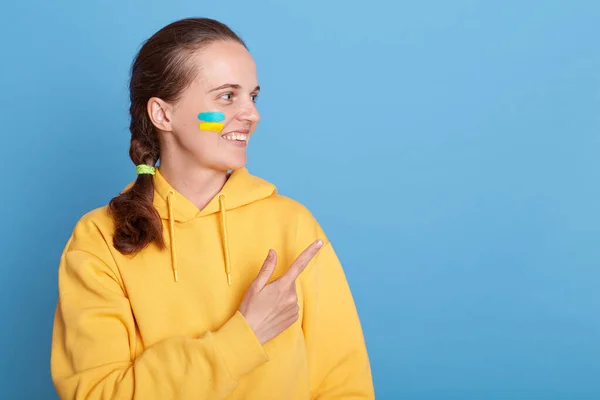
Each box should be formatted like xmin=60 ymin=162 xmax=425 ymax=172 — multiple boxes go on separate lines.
xmin=51 ymin=167 xmax=374 ymax=399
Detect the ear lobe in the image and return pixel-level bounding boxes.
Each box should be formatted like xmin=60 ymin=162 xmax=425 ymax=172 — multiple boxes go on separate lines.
xmin=147 ymin=97 xmax=173 ymax=131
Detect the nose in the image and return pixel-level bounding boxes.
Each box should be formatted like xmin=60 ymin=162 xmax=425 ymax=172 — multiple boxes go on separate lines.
xmin=236 ymin=102 xmax=260 ymax=123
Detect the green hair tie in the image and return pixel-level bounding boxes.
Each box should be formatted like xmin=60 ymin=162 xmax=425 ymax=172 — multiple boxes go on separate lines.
xmin=136 ymin=164 xmax=156 ymax=176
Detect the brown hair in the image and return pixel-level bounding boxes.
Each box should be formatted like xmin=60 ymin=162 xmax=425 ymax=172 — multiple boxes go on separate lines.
xmin=108 ymin=17 xmax=246 ymax=254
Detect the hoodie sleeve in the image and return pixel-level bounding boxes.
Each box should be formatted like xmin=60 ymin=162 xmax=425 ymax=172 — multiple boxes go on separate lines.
xmin=296 ymin=214 xmax=375 ymax=399
xmin=50 ymin=219 xmax=268 ymax=400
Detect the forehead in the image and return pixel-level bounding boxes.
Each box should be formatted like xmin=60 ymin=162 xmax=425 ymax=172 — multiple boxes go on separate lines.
xmin=191 ymin=40 xmax=257 ymax=88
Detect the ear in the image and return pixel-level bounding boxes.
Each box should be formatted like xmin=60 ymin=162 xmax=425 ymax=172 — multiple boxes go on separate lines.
xmin=147 ymin=97 xmax=173 ymax=132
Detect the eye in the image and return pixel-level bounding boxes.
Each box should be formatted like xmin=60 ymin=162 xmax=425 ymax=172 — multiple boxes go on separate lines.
xmin=219 ymin=92 xmax=233 ymax=101
xmin=251 ymin=94 xmax=259 ymax=103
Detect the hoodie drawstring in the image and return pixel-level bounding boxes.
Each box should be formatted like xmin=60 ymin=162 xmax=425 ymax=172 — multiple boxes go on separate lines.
xmin=219 ymin=194 xmax=232 ymax=286
xmin=164 ymin=191 xmax=231 ymax=286
xmin=166 ymin=190 xmax=179 ymax=282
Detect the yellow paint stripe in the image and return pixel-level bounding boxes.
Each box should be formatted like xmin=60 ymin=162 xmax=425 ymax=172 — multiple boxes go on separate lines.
xmin=198 ymin=122 xmax=224 ymax=132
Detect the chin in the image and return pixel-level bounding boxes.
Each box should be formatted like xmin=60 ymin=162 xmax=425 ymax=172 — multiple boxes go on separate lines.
xmin=219 ymin=155 xmax=247 ymax=171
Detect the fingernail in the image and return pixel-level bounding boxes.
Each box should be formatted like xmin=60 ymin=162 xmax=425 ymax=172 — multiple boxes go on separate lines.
xmin=316 ymin=240 xmax=323 ymax=247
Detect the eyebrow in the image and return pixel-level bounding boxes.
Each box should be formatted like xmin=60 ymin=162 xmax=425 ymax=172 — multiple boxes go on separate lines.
xmin=208 ymin=84 xmax=261 ymax=93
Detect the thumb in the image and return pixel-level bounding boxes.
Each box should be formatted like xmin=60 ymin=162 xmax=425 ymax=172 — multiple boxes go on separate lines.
xmin=253 ymin=249 xmax=277 ymax=289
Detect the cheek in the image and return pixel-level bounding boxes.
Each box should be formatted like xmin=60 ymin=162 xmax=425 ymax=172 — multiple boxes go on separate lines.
xmin=173 ymin=115 xmax=219 ymax=150
xmin=181 ymin=130 xmax=221 ymax=159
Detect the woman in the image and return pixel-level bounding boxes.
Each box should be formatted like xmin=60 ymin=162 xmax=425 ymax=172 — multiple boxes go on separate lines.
xmin=51 ymin=17 xmax=374 ymax=399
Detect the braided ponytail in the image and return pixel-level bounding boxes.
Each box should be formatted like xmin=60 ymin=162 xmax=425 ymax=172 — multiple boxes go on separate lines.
xmin=109 ymin=102 xmax=164 ymax=253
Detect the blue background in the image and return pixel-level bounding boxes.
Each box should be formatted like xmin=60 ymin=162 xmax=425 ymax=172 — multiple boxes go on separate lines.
xmin=1 ymin=0 xmax=599 ymax=398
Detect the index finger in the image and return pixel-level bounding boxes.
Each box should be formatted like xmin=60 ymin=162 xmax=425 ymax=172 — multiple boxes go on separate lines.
xmin=279 ymin=240 xmax=323 ymax=286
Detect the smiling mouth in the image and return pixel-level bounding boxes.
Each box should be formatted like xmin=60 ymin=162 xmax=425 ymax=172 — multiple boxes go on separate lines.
xmin=221 ymin=131 xmax=249 ymax=142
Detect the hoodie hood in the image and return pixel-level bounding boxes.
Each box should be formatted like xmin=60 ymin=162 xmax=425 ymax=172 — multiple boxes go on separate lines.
xmin=149 ymin=167 xmax=277 ymax=284
xmin=152 ymin=167 xmax=277 ymax=222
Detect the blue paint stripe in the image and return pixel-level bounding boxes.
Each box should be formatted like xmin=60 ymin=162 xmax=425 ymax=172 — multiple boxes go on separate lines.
xmin=198 ymin=111 xmax=225 ymax=122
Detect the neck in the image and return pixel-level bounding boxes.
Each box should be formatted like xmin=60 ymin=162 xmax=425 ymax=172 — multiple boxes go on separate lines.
xmin=158 ymin=159 xmax=229 ymax=211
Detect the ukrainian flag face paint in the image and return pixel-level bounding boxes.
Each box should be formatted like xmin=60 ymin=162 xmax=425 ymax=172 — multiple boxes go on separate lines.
xmin=198 ymin=111 xmax=225 ymax=132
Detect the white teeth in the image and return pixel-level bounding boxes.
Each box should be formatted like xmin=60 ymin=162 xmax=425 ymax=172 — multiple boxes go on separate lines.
xmin=223 ymin=132 xmax=248 ymax=141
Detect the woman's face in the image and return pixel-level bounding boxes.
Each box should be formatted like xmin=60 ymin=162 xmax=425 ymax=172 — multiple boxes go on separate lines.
xmin=153 ymin=40 xmax=260 ymax=171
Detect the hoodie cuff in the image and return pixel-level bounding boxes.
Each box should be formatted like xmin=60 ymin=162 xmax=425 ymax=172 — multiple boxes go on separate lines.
xmin=213 ymin=311 xmax=269 ymax=380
